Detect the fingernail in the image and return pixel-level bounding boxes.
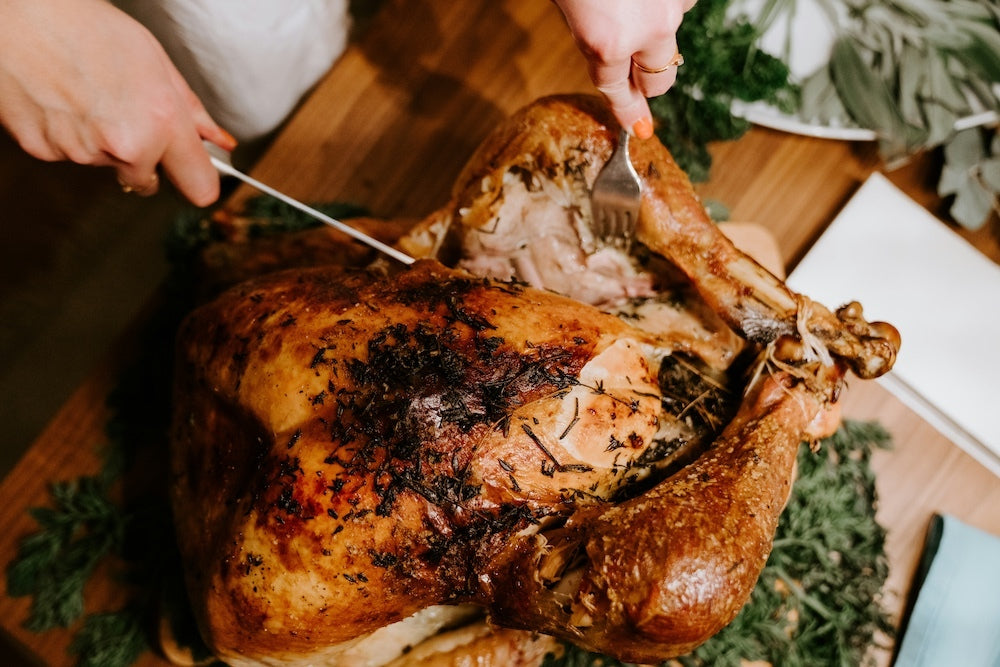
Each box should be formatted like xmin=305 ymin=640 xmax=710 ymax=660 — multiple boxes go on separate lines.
xmin=632 ymin=117 xmax=654 ymax=140
xmin=219 ymin=128 xmax=238 ymax=150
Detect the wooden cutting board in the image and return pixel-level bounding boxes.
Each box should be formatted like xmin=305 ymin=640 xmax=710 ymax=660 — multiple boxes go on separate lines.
xmin=1 ymin=0 xmax=998 ymax=665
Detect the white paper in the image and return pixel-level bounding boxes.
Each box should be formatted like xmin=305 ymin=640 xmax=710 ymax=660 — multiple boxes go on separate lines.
xmin=788 ymin=172 xmax=1000 ymax=478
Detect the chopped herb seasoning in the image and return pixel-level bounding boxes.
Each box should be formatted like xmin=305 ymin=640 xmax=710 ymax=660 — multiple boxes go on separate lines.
xmin=508 ymin=474 xmax=522 ymax=493
xmin=370 ymin=550 xmax=399 ymax=569
xmin=522 ymin=424 xmax=561 ymax=468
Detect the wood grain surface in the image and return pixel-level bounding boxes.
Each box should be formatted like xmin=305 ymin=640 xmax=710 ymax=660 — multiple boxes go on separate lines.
xmin=1 ymin=0 xmax=998 ymax=664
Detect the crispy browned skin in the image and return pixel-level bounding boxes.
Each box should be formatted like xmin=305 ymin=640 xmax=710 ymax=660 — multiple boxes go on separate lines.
xmin=172 ymin=95 xmax=899 ymax=666
xmin=172 ymin=261 xmax=676 ymax=663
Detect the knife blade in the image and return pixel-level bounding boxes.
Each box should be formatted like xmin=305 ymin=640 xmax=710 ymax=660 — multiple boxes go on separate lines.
xmin=204 ymin=142 xmax=415 ymax=265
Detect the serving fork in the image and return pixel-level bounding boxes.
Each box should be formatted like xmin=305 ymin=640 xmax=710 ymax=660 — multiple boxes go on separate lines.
xmin=589 ymin=128 xmax=642 ymax=250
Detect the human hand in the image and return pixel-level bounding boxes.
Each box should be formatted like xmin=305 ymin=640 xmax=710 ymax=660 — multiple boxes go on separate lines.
xmin=0 ymin=0 xmax=236 ymax=206
xmin=552 ymin=0 xmax=696 ymax=139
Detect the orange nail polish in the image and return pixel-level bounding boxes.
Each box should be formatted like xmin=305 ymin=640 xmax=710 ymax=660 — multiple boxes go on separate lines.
xmin=219 ymin=128 xmax=238 ymax=150
xmin=632 ymin=117 xmax=653 ymax=140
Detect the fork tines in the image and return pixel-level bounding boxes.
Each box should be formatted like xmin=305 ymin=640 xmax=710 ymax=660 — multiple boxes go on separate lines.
xmin=589 ymin=128 xmax=642 ymax=250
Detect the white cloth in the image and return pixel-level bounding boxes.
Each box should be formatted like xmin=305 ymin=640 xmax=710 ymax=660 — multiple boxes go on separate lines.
xmin=114 ymin=0 xmax=350 ymax=142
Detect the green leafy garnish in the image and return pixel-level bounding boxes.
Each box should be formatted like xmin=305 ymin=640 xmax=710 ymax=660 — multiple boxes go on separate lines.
xmin=939 ymin=127 xmax=1000 ymax=229
xmin=6 ymin=472 xmax=126 ymax=633
xmin=650 ymin=0 xmax=798 ymax=181
xmin=742 ymin=0 xmax=1000 ymax=229
xmin=69 ymin=611 xmax=148 ymax=667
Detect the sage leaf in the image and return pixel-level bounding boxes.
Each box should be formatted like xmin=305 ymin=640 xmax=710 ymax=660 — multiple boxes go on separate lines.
xmin=950 ymin=178 xmax=994 ymax=229
xmin=937 ymin=164 xmax=968 ymax=197
xmin=924 ymin=53 xmax=962 ymax=146
xmin=947 ymin=0 xmax=995 ymax=22
xmin=944 ymin=127 xmax=985 ymax=169
xmin=829 ymin=36 xmax=910 ymax=160
xmin=799 ymin=67 xmax=847 ymax=125
xmin=897 ymin=43 xmax=926 ymax=128
xmin=950 ymin=20 xmax=1000 ymax=82
xmin=980 ymin=158 xmax=1000 ymax=191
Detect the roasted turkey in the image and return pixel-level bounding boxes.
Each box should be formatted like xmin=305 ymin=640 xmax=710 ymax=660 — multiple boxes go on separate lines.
xmin=170 ymin=95 xmax=899 ymax=666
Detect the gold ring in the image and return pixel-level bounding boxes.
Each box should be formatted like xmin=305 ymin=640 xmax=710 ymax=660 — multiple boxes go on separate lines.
xmin=632 ymin=52 xmax=685 ymax=74
xmin=118 ymin=172 xmax=159 ymax=194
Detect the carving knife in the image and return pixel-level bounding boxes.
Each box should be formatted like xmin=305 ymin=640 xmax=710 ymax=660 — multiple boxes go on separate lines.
xmin=204 ymin=142 xmax=415 ymax=266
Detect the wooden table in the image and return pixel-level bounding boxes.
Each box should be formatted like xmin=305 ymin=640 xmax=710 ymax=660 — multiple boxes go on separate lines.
xmin=2 ymin=0 xmax=998 ymax=664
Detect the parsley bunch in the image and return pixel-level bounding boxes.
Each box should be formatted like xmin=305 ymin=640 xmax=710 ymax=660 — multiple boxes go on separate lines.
xmin=649 ymin=0 xmax=798 ymax=182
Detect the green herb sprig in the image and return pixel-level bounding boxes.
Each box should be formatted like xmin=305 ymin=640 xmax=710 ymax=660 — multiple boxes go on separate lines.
xmin=6 ymin=472 xmax=126 ymax=632
xmin=747 ymin=0 xmax=1000 ymax=229
xmin=649 ymin=0 xmax=798 ymax=182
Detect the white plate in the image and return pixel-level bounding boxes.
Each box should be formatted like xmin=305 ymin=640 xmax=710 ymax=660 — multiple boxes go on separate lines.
xmin=732 ymin=93 xmax=1000 ymax=143
xmin=730 ymin=99 xmax=878 ymax=141
xmin=727 ymin=0 xmax=1000 ymax=141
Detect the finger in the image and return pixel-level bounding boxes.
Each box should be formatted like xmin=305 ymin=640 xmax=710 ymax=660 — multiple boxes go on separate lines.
xmin=115 ymin=168 xmax=161 ymax=197
xmin=163 ymin=58 xmax=237 ymax=152
xmin=631 ymin=61 xmax=679 ymax=99
xmin=159 ymin=128 xmax=220 ymax=207
xmin=592 ymin=59 xmax=655 ymax=139
xmin=631 ymin=38 xmax=682 ymax=99
xmin=154 ymin=58 xmax=223 ymax=206
xmin=103 ymin=125 xmax=166 ymax=197
xmin=596 ymin=79 xmax=653 ymax=139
